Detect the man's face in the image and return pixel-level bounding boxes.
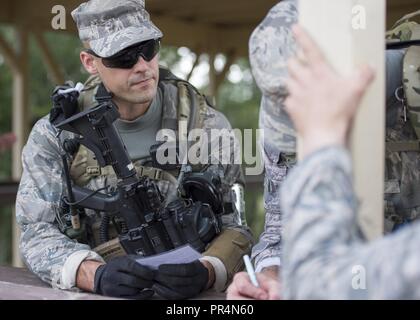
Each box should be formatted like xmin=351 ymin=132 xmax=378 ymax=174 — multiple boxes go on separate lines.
xmin=81 ymin=42 xmax=160 ymax=106
xmin=95 ymin=54 xmax=159 ymax=106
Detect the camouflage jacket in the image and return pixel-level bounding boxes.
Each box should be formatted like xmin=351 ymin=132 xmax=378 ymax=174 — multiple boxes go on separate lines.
xmin=282 ymin=146 xmax=420 ymax=299
xmin=15 ymin=74 xmax=253 ymax=292
xmin=248 ymin=0 xmax=298 ymax=272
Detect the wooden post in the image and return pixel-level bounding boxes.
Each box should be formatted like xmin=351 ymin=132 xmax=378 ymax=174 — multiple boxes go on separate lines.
xmin=11 ymin=28 xmax=30 ymax=267
xmin=299 ymin=0 xmax=385 ymax=240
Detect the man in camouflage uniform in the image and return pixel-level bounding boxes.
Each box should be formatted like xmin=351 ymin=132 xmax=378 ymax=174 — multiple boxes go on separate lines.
xmin=227 ymin=0 xmax=420 ymax=299
xmin=16 ymin=0 xmax=253 ymax=300
xmin=228 ymin=0 xmax=297 ymax=300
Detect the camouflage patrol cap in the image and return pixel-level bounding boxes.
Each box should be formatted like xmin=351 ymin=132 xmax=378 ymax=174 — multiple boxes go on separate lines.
xmin=71 ymin=0 xmax=163 ymax=58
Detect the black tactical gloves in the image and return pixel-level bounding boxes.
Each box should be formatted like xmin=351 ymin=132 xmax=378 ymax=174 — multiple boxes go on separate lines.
xmin=93 ymin=256 xmax=155 ymax=299
xmin=93 ymin=257 xmax=210 ymax=300
xmin=50 ymin=81 xmax=81 ymax=125
xmin=153 ymin=260 xmax=209 ymax=300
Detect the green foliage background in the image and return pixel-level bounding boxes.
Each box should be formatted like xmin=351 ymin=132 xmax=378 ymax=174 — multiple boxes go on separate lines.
xmin=0 ymin=26 xmax=264 ymax=266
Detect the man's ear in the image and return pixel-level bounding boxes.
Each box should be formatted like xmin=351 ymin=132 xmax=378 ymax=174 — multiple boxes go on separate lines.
xmin=80 ymin=51 xmax=99 ymax=75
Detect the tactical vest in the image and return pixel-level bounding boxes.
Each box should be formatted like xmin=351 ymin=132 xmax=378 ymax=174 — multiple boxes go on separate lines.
xmin=71 ymin=67 xmax=210 ymax=186
xmin=69 ymin=67 xmax=214 ymax=259
xmin=384 ymin=11 xmax=420 ymax=231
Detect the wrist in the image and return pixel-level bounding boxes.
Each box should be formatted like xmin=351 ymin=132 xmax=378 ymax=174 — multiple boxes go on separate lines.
xmin=261 ymin=266 xmax=280 ymax=280
xmin=201 ymin=260 xmax=215 ymax=289
xmin=299 ymin=127 xmax=347 ymax=160
xmin=76 ymin=260 xmax=105 ymax=292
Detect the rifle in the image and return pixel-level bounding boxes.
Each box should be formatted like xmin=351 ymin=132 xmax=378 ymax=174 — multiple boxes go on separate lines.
xmin=51 ymin=84 xmax=223 ymax=256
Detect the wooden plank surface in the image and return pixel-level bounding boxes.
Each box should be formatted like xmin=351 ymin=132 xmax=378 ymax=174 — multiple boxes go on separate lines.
xmin=299 ymin=0 xmax=385 ymax=240
xmin=0 ymin=266 xmax=226 ymax=300
xmin=0 ymin=266 xmax=47 ymax=287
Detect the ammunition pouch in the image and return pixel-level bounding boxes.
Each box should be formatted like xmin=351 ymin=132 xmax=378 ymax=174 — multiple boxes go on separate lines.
xmin=202 ymin=228 xmax=254 ymax=289
xmin=94 ymin=238 xmax=127 ymax=262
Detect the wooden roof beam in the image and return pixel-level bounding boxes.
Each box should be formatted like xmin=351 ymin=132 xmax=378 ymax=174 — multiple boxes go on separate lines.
xmin=148 ymin=0 xmax=275 ymax=19
xmin=154 ymin=15 xmax=251 ymax=56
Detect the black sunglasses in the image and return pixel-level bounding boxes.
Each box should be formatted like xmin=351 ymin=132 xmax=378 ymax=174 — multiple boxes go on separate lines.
xmin=86 ymin=39 xmax=161 ymax=69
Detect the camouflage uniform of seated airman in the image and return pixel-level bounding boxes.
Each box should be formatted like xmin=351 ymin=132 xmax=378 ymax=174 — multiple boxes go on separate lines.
xmin=16 ymin=0 xmax=254 ymax=293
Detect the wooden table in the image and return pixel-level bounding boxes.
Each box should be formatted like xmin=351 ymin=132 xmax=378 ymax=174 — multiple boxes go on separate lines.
xmin=0 ymin=266 xmax=226 ymax=300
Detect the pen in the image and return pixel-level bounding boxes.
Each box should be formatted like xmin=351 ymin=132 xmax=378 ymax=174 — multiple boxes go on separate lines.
xmin=243 ymin=254 xmax=259 ymax=288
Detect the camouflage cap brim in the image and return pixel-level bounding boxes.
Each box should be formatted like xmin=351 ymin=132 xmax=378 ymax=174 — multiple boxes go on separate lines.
xmin=90 ymin=23 xmax=163 ymax=58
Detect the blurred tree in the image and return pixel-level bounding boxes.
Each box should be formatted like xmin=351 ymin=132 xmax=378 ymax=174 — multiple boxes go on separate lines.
xmin=216 ymin=58 xmax=265 ymax=238
xmin=0 ymin=25 xmax=14 ymax=265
